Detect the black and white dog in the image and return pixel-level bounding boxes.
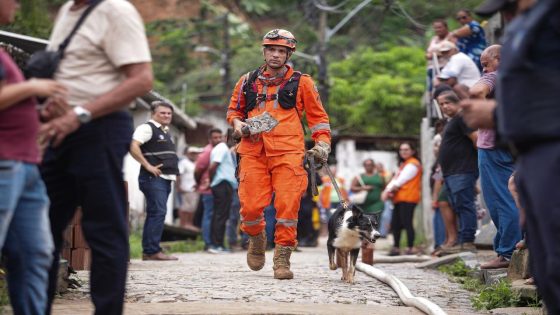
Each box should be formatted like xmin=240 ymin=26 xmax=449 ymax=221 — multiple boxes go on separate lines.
xmin=327 ymin=204 xmax=380 ymax=284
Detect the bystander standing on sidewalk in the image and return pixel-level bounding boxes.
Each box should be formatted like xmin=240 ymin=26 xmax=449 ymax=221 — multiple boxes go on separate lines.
xmin=461 ymin=0 xmax=560 ymax=311
xmin=436 ymin=90 xmax=478 ymax=256
xmin=0 ymin=1 xmax=67 ymax=313
xmin=177 ymin=146 xmax=201 ymax=231
xmin=130 ymin=101 xmax=179 ymax=261
xmin=208 ymin=129 xmax=238 ymax=253
xmin=38 ymin=0 xmax=153 ymax=313
xmin=195 ymin=128 xmax=223 ymax=251
xmin=351 ymin=158 xmax=385 ymax=264
xmin=469 ymin=45 xmax=521 ymax=269
xmin=382 ymin=142 xmax=422 ymax=256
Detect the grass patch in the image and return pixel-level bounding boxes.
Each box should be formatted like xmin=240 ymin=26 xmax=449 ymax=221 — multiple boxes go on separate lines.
xmin=129 ymin=231 xmax=204 ymax=259
xmin=438 ymin=261 xmax=541 ymax=310
xmin=0 ymin=268 xmax=10 ymax=312
xmin=472 ymin=280 xmax=521 ymax=310
xmin=129 ymin=232 xmax=143 ymax=259
xmin=438 ymin=260 xmax=470 ymax=277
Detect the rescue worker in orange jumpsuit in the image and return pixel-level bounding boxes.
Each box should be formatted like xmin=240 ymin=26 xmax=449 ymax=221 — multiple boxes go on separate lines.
xmin=227 ymin=29 xmax=331 ymax=280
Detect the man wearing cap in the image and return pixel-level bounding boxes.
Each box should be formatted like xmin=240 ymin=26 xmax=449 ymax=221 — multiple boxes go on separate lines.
xmin=130 ymin=101 xmax=179 ymax=261
xmin=436 ymin=40 xmax=481 ymax=99
xmin=227 ymin=29 xmax=331 ymax=280
xmin=461 ymin=0 xmax=560 ymax=312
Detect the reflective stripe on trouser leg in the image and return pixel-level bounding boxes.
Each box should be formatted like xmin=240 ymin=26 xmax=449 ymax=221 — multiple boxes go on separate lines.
xmin=238 ymin=151 xmax=273 ymax=236
xmin=270 ymin=154 xmax=307 ymax=246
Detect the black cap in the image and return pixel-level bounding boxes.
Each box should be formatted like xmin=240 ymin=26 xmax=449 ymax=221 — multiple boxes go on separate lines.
xmin=475 ymin=0 xmax=516 ymax=17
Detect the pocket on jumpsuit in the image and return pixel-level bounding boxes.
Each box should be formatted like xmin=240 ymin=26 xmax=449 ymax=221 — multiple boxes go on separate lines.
xmin=277 ymin=166 xmax=308 ymax=193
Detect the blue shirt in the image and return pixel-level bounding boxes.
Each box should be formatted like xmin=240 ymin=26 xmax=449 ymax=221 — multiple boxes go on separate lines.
xmin=456 ymin=21 xmax=487 ymax=71
xmin=210 ymin=142 xmax=238 ymax=189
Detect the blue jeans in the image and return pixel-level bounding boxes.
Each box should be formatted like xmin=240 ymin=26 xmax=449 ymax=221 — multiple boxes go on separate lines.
xmin=264 ymin=201 xmax=276 ymax=246
xmin=479 ymin=148 xmax=521 ymax=258
xmin=226 ymin=189 xmax=240 ymax=246
xmin=433 ymin=208 xmax=445 ymax=248
xmin=445 ymin=172 xmax=478 ymax=243
xmin=201 ymin=193 xmax=214 ymax=247
xmin=139 ymin=173 xmax=172 ymax=255
xmin=379 ymin=201 xmax=393 ymax=237
xmin=0 ymin=161 xmax=53 ymax=315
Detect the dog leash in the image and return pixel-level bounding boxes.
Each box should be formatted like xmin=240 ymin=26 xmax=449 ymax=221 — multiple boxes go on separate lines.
xmin=322 ymin=162 xmax=350 ymax=210
xmin=305 ymin=153 xmax=349 ymax=210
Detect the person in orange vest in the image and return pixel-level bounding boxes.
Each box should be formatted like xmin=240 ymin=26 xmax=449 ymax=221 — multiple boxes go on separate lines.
xmin=227 ymin=29 xmax=331 ymax=280
xmin=382 ymin=142 xmax=422 ymax=256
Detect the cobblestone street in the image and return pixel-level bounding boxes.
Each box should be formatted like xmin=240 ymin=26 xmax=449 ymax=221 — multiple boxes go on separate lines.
xmin=51 ymin=238 xmax=484 ymax=314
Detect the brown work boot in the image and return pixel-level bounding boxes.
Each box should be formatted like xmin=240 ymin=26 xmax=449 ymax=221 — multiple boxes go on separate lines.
xmin=273 ymin=245 xmax=295 ymax=280
xmin=246 ymin=230 xmax=267 ymax=271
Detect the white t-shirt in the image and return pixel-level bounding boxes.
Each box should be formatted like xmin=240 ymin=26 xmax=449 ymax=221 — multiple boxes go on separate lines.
xmin=178 ymin=158 xmax=196 ymax=193
xmin=439 ymin=52 xmax=481 ymax=87
xmin=132 ymin=119 xmax=176 ymax=181
xmin=48 ymin=0 xmax=152 ymax=107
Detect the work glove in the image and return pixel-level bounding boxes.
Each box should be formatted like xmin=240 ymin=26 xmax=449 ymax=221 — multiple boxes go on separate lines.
xmin=307 ymin=141 xmax=330 ymax=164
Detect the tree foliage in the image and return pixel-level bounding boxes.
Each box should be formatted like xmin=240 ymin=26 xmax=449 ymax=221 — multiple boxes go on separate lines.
xmin=3 ymin=0 xmax=487 ymax=136
xmin=329 ymin=46 xmax=425 ymax=136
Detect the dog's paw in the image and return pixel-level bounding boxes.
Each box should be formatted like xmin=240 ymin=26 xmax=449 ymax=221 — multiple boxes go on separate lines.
xmin=346 ymin=274 xmax=355 ymax=284
xmin=329 ymin=263 xmax=337 ymax=270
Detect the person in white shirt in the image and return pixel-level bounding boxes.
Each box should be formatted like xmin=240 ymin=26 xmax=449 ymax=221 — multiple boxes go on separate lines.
xmin=436 ymin=40 xmax=481 ymax=99
xmin=38 ymin=1 xmax=153 ymax=313
xmin=177 ymin=146 xmax=202 ymax=231
xmin=130 ymin=101 xmax=179 ymax=261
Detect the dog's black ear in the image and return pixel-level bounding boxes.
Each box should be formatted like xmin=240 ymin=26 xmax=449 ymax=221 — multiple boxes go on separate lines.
xmin=352 ymin=205 xmax=363 ymax=218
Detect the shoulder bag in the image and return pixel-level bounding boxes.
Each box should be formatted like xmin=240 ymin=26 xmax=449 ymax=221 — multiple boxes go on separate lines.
xmin=25 ymin=0 xmax=103 ymax=79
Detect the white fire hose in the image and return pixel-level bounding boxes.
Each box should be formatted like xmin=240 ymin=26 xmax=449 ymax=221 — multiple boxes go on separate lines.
xmin=356 ymin=262 xmax=447 ymax=315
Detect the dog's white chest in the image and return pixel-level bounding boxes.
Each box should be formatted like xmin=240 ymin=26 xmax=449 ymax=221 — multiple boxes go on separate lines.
xmin=332 ymin=212 xmax=361 ymax=249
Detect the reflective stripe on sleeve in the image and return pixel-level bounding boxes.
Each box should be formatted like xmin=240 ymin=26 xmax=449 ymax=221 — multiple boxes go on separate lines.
xmin=310 ymin=123 xmax=331 ymax=133
xmin=276 ymin=218 xmax=298 ymax=227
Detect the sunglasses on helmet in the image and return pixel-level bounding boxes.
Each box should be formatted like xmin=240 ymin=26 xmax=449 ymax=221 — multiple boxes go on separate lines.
xmin=264 ymin=30 xmax=297 ymax=44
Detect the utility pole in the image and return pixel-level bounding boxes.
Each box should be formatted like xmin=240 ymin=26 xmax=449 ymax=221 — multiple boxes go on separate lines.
xmin=313 ymin=0 xmax=373 ymax=109
xmin=222 ymin=13 xmax=231 ymax=101
xmin=317 ymin=9 xmax=329 ymax=109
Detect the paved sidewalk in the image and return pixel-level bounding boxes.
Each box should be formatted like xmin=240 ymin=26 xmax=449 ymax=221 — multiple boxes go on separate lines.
xmin=53 ymin=238 xmax=483 ymax=314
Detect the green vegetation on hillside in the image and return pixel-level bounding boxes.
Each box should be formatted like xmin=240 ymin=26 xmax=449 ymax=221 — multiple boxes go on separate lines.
xmin=4 ymin=0 xmax=488 ymax=136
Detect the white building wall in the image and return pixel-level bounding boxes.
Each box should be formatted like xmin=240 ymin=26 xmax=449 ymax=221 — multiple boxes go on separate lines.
xmin=335 ymin=139 xmax=398 ymax=191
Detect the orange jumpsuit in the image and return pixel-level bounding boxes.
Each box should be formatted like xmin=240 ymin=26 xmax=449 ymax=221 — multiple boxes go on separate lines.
xmin=227 ymin=65 xmax=331 ymax=246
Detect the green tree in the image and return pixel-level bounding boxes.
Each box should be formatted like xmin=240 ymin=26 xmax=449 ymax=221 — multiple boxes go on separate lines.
xmin=329 ymin=46 xmax=425 ymax=136
xmin=3 ymin=0 xmax=56 ymax=38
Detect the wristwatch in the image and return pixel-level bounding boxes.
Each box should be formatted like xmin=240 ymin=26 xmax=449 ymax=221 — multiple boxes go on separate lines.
xmin=73 ymin=106 xmax=92 ymax=124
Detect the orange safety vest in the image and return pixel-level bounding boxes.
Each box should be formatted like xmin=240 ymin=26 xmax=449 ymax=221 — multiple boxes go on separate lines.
xmin=319 ymin=175 xmax=348 ymax=209
xmin=393 ymin=157 xmax=422 ymax=204
xmin=227 ymin=65 xmax=331 ymax=157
